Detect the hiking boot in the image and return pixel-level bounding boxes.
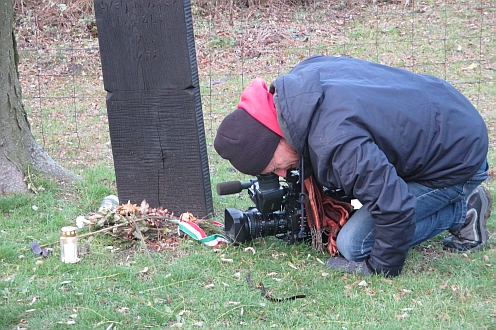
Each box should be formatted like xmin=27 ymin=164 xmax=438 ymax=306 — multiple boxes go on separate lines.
xmin=442 ymin=186 xmax=492 ymax=252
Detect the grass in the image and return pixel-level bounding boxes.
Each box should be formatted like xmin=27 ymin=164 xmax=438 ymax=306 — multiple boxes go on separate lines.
xmin=3 ymin=0 xmax=496 ymax=329
xmin=1 ymin=171 xmax=495 ymax=329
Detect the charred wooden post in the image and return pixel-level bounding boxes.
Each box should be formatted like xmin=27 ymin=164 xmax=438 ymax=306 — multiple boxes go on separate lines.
xmin=94 ymin=0 xmax=213 ymax=217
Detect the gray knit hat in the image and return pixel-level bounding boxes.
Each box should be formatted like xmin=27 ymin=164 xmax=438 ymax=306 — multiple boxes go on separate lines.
xmin=214 ymin=108 xmax=280 ymax=176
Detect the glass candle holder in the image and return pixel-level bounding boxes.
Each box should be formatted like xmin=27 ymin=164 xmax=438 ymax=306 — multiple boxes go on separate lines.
xmin=60 ymin=226 xmax=79 ymax=263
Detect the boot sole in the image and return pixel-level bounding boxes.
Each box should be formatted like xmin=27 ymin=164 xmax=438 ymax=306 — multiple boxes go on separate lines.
xmin=471 ymin=186 xmax=492 ymax=252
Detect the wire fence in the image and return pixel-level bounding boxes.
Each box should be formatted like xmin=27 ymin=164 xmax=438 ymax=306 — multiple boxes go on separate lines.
xmin=14 ymin=0 xmax=495 ymax=175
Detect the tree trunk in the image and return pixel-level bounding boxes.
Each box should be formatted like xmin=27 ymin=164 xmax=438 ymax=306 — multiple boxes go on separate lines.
xmin=0 ymin=0 xmax=78 ymax=195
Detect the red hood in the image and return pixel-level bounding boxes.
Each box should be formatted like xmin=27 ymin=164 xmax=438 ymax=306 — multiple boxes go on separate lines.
xmin=237 ymin=78 xmax=283 ymax=137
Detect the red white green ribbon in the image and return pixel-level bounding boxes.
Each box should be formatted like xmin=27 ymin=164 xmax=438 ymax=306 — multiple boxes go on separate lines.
xmin=170 ymin=219 xmax=230 ymax=247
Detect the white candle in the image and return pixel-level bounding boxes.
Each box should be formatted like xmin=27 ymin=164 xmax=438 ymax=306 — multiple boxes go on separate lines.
xmin=60 ymin=226 xmax=79 ymax=263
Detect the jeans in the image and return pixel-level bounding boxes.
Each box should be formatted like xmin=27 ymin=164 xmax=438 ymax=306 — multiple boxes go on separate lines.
xmin=336 ymin=160 xmax=489 ymax=261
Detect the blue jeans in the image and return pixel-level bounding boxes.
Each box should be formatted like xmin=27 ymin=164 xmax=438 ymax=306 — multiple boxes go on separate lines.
xmin=336 ymin=161 xmax=489 ymax=261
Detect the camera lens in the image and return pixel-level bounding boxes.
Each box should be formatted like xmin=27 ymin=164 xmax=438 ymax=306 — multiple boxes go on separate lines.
xmin=224 ymin=207 xmax=290 ymax=244
xmin=224 ymin=208 xmax=248 ymax=244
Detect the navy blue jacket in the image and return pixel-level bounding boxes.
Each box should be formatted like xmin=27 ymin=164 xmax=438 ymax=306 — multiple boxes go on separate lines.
xmin=272 ymin=55 xmax=488 ymax=276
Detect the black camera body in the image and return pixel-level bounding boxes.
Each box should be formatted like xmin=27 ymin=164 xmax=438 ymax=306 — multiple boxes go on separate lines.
xmin=217 ymin=172 xmax=311 ymax=245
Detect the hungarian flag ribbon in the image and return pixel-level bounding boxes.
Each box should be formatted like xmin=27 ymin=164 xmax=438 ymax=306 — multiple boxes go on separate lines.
xmin=169 ymin=219 xmax=231 ymax=247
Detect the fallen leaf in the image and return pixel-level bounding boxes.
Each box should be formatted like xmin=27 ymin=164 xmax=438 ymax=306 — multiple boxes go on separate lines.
xmin=140 ymin=200 xmax=149 ymax=214
xmin=29 ymin=296 xmax=39 ymax=305
xmin=226 ymin=301 xmax=240 ymax=305
xmin=220 ymin=254 xmax=233 ymax=263
xmin=244 ymin=247 xmax=256 ymax=254
xmin=462 ymin=63 xmax=477 ymax=70
xmin=180 ymin=212 xmax=196 ymax=221
xmin=29 ymin=243 xmax=42 ymax=258
xmin=117 ymin=201 xmax=140 ymax=215
xmin=315 ymin=258 xmax=326 ymax=265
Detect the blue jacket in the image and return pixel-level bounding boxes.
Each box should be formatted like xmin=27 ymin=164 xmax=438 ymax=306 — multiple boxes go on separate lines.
xmin=272 ymin=55 xmax=488 ymax=276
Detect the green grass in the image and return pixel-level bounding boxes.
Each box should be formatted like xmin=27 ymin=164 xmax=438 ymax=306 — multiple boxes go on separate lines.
xmin=1 ymin=169 xmax=495 ymax=329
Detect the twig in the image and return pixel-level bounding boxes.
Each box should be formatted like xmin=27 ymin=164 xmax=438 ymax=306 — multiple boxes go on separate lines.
xmin=36 ymin=222 xmax=132 ymax=249
xmin=215 ymin=305 xmax=258 ymax=321
xmin=130 ymin=215 xmax=157 ymax=273
xmin=82 ymin=273 xmax=123 ymax=281
xmin=140 ymin=278 xmax=197 ymax=292
xmin=76 ymin=306 xmax=123 ymax=326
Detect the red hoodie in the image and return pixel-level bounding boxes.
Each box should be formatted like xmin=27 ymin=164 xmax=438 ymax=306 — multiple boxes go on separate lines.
xmin=237 ymin=78 xmax=283 ymax=137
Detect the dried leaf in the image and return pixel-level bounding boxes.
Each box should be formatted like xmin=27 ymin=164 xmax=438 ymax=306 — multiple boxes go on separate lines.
xmin=30 ymin=242 xmax=42 ymax=255
xmin=244 ymin=247 xmax=256 ymax=254
xmin=117 ymin=201 xmax=140 ymax=215
xmin=140 ymin=200 xmax=149 ymax=214
xmin=180 ymin=212 xmax=197 ymax=221
xmin=117 ymin=307 xmax=129 ymax=313
xmin=315 ymin=258 xmax=326 ymax=265
xmin=462 ymin=63 xmax=477 ymax=70
xmin=30 ymin=242 xmax=51 ymax=258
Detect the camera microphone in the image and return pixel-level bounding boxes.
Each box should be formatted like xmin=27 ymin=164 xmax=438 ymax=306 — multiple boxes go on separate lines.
xmin=216 ymin=180 xmax=253 ymax=195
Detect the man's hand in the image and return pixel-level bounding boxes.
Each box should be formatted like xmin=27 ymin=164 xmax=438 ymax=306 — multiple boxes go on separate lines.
xmin=326 ymin=257 xmax=373 ymax=276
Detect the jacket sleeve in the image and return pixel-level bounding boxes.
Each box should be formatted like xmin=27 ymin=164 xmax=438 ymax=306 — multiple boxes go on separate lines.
xmin=314 ymin=134 xmax=417 ymax=276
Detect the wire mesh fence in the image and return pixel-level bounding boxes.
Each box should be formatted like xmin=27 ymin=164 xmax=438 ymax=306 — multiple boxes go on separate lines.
xmin=14 ymin=0 xmax=495 ymax=176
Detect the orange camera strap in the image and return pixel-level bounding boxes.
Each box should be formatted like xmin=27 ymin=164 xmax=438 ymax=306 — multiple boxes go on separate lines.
xmin=304 ymin=175 xmax=353 ymax=256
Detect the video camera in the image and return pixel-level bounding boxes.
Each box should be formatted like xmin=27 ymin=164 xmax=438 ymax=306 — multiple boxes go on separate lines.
xmin=216 ymin=171 xmax=311 ymax=245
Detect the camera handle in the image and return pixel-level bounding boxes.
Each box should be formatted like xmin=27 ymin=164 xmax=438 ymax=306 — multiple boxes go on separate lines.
xmin=297 ymin=156 xmax=308 ymax=239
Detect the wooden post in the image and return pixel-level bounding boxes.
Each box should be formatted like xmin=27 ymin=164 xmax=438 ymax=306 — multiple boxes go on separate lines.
xmin=94 ymin=0 xmax=213 ymax=217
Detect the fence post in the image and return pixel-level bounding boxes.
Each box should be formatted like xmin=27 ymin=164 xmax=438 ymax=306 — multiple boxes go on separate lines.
xmin=94 ymin=0 xmax=213 ymax=217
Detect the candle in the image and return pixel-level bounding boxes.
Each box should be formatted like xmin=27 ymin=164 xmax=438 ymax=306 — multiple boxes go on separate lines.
xmin=60 ymin=226 xmax=79 ymax=263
